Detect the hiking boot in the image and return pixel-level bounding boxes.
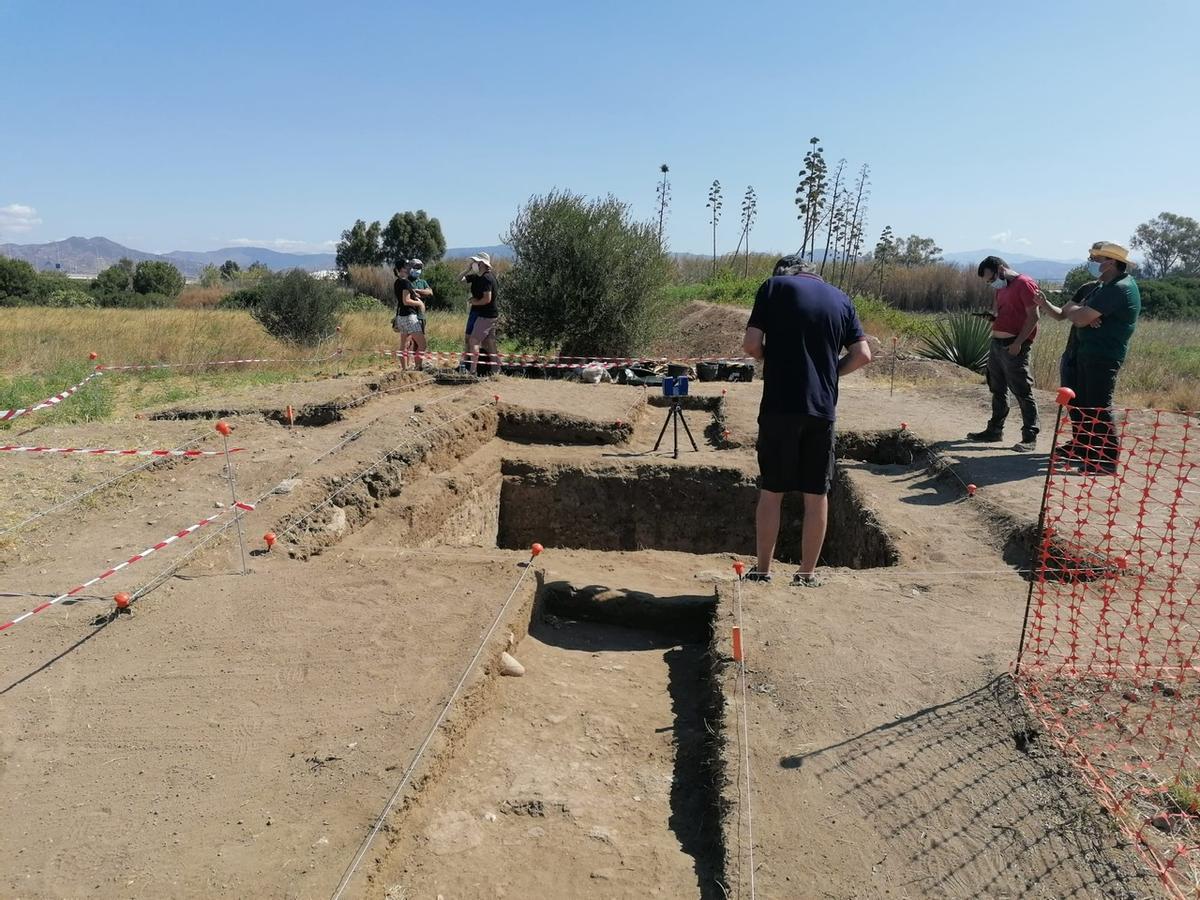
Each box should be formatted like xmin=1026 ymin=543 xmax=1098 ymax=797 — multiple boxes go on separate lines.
xmin=742 ymin=568 xmax=772 ymax=584
xmin=967 ymin=429 xmax=1005 ymax=442
xmin=791 ymin=572 xmax=826 ymax=588
xmin=1013 ymin=437 xmax=1037 ymax=453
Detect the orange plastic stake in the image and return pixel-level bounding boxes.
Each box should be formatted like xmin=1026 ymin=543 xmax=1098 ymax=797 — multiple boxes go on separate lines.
xmin=732 ymin=626 xmax=744 ymax=662
xmin=733 ymin=560 xmax=746 ymax=577
xmin=88 ymin=351 xmax=98 ymax=360
xmin=967 ymin=483 xmax=978 ymax=497
xmin=1056 ymin=386 xmax=1077 ymax=406
xmin=900 ymin=422 xmax=908 ymax=431
xmin=264 ymin=531 xmax=277 ymax=550
xmin=531 ymin=542 xmax=544 ymax=558
xmin=286 ymin=405 xmax=295 ymax=426
xmin=215 ymin=421 xmax=232 ymax=436
xmin=114 ymin=592 xmax=130 ymax=610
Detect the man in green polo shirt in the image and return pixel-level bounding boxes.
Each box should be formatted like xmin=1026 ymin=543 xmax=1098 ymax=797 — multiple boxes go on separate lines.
xmin=1037 ymin=240 xmax=1140 ymax=474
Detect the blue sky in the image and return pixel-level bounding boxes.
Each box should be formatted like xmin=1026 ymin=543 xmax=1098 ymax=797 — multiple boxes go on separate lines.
xmin=2 ymin=0 xmax=1197 ymax=261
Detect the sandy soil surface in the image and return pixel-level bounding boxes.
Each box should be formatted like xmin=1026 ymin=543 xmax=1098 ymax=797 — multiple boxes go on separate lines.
xmin=0 ymin=341 xmax=1172 ymax=899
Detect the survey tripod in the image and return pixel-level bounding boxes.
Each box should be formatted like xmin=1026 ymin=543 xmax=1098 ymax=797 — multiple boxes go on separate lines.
xmin=652 ymin=375 xmax=699 ymax=459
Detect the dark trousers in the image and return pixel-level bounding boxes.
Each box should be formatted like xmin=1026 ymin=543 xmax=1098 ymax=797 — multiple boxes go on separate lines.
xmin=1066 ymin=356 xmax=1121 ymax=465
xmin=986 ymin=337 xmax=1039 ymax=439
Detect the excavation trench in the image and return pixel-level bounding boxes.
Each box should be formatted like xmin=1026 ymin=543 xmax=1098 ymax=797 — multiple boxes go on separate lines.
xmin=380 ymin=578 xmax=729 ymax=898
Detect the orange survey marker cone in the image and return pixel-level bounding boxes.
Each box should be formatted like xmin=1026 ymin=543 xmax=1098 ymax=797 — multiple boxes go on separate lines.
xmin=264 ymin=531 xmax=277 ymax=551
xmin=114 ymin=592 xmax=130 ymax=611
xmin=530 ymin=542 xmax=544 ymax=558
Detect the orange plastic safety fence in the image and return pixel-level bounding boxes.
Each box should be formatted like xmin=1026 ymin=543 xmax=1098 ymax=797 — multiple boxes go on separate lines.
xmin=1015 ymin=404 xmax=1200 ymax=898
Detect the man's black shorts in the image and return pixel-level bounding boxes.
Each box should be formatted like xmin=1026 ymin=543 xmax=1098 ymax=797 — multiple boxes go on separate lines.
xmin=756 ymin=413 xmax=835 ymax=495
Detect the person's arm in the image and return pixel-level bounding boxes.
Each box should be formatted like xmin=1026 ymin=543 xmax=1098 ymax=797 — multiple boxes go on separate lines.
xmin=743 ymin=326 xmax=765 ymax=361
xmin=469 ymin=290 xmax=492 ymax=308
xmin=1063 ymin=302 xmax=1102 ymax=327
xmin=1009 ymin=304 xmax=1040 ymax=354
xmin=743 ymin=280 xmax=771 ymax=360
xmin=401 ymin=288 xmax=422 ymax=310
xmin=838 ymin=339 xmax=872 ymax=375
xmin=1035 ymin=289 xmax=1068 ymax=321
xmin=414 ymin=286 xmax=434 ymax=299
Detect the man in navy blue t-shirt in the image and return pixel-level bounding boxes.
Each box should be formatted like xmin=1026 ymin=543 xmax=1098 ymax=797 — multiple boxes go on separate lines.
xmin=742 ymin=255 xmax=872 ymax=587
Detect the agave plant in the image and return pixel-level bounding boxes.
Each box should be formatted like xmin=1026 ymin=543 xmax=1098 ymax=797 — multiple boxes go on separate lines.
xmin=916 ymin=313 xmax=992 ymax=374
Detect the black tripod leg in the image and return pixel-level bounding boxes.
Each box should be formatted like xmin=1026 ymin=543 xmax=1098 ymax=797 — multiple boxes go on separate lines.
xmin=653 ymin=405 xmax=672 ymax=451
xmin=678 ymin=408 xmax=699 ymax=451
xmin=673 ymin=405 xmax=679 ymax=459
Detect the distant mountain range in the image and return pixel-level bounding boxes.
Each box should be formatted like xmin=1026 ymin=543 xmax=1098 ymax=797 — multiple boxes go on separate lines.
xmin=941 ymin=249 xmax=1080 ymax=281
xmin=0 ymin=237 xmax=515 ymax=278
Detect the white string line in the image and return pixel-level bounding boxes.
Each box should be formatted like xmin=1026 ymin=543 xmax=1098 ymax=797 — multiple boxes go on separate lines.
xmin=0 ymin=432 xmax=207 ymax=537
xmin=328 ymin=554 xmax=535 ymax=900
xmin=733 ymin=576 xmax=756 ymax=900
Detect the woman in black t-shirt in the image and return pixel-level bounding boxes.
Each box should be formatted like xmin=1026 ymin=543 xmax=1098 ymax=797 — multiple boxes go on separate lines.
xmin=392 ymin=261 xmax=426 ymax=369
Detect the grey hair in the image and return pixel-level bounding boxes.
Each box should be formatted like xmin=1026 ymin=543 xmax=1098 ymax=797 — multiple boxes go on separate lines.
xmin=773 ymin=254 xmax=816 ymax=277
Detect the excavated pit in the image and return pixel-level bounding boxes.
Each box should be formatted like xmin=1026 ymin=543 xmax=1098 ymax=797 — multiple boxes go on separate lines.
xmin=383 ymin=578 xmax=729 ymax=897
xmin=496 ymin=460 xmax=899 ymax=568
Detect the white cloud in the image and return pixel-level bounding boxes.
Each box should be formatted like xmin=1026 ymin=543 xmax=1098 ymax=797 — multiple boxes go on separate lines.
xmin=1015 ymin=237 xmax=1032 ymax=246
xmin=990 ymin=230 xmax=1012 ymax=244
xmin=1061 ymin=239 xmax=1075 ymax=244
xmin=0 ymin=203 xmax=42 ymax=235
xmin=226 ymin=237 xmax=336 ymax=253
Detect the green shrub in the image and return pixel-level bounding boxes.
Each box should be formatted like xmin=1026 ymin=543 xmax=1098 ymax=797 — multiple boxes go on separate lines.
xmin=916 ymin=312 xmax=992 ymax=374
xmin=133 ymin=260 xmax=185 ymax=297
xmin=340 ymin=292 xmax=382 ymax=312
xmin=43 ymin=288 xmax=98 ymax=308
xmin=502 ymin=190 xmax=673 ymax=356
xmin=424 ymin=261 xmax=467 ymax=311
xmin=0 ymin=256 xmax=37 ymax=304
xmin=251 ymin=270 xmax=343 ymax=344
xmin=90 ymin=258 xmax=135 ymax=299
xmin=218 ymin=287 xmax=264 ymax=309
xmin=1140 ymin=278 xmax=1200 ymax=319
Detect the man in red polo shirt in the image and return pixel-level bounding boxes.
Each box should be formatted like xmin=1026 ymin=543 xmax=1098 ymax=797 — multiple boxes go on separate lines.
xmin=968 ymin=255 xmax=1041 ymax=452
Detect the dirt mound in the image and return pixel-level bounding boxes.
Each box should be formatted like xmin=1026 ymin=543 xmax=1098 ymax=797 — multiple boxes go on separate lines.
xmin=650 ymin=301 xmax=751 ymax=360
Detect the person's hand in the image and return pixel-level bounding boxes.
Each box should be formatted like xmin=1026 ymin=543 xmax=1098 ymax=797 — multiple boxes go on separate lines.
xmin=1034 ymin=289 xmax=1050 ymax=307
xmin=1007 ymin=342 xmax=1022 ymax=357
xmin=1089 ymin=318 xmax=1102 ymax=329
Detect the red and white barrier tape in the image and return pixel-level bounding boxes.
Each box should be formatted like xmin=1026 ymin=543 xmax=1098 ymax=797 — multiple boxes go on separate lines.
xmin=0 ymin=444 xmax=245 ymax=457
xmin=0 ymin=502 xmax=254 ymax=634
xmin=376 ymin=350 xmax=755 ymax=370
xmin=96 ymin=350 xmax=343 ymax=373
xmin=0 ymin=370 xmax=104 ymax=422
